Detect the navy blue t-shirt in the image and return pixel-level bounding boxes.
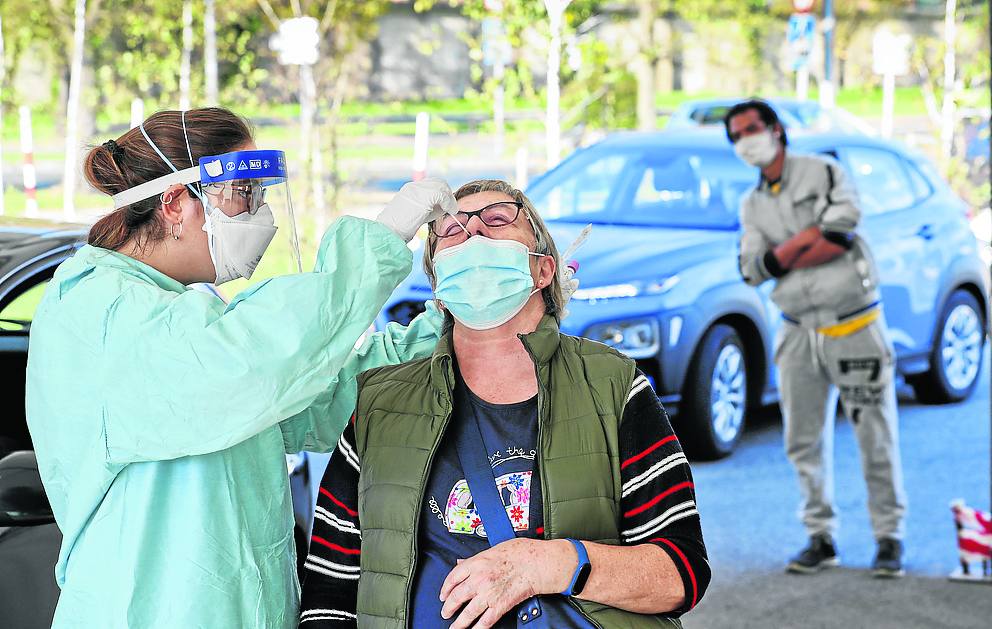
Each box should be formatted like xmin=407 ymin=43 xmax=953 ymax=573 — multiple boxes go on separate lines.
xmin=410 ymin=374 xmax=591 ymax=628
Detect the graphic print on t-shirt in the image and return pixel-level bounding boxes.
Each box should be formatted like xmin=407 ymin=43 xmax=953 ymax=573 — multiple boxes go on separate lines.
xmin=427 ymin=446 xmax=536 ymax=538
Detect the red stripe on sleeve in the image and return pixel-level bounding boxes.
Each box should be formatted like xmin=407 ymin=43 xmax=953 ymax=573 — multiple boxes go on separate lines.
xmin=311 ymin=535 xmax=361 ymax=555
xmin=320 ymin=487 xmax=359 ymax=517
xmin=621 ymin=435 xmax=677 ymax=470
xmin=652 ymin=537 xmax=698 ymax=609
xmin=624 ymin=481 xmax=694 ymax=518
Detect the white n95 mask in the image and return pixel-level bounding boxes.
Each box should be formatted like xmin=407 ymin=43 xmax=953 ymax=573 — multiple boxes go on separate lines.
xmin=734 ymin=130 xmax=780 ymax=168
xmin=200 ymin=201 xmax=278 ymax=285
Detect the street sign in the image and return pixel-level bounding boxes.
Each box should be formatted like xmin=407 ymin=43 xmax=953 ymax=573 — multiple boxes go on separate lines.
xmin=872 ymin=30 xmax=911 ymax=76
xmin=787 ymin=13 xmax=816 ymax=70
xmin=481 ymin=17 xmax=510 ymax=68
xmin=269 ymin=17 xmax=319 ymax=66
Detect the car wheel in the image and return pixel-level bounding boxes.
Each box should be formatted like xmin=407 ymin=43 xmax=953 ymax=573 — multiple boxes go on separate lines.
xmin=909 ymin=290 xmax=986 ymax=404
xmin=680 ymin=324 xmax=748 ymax=460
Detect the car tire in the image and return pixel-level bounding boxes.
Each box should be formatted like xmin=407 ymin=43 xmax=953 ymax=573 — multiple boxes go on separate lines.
xmin=680 ymin=324 xmax=748 ymax=460
xmin=909 ymin=290 xmax=986 ymax=404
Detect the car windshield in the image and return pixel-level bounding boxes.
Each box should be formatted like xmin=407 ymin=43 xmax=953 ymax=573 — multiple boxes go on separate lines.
xmin=776 ymin=101 xmax=822 ymax=126
xmin=527 ymin=146 xmax=756 ymax=229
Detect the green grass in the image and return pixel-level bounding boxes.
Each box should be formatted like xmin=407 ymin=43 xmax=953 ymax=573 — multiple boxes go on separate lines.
xmin=653 ymin=86 xmax=982 ymax=119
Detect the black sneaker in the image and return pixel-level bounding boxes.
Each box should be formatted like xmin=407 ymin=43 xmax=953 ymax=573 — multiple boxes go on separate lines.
xmin=786 ymin=534 xmax=840 ymax=574
xmin=872 ymin=538 xmax=905 ymax=578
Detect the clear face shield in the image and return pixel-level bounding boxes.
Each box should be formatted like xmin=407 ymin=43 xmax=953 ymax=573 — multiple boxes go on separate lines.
xmin=109 ymin=120 xmax=302 ymax=286
xmin=196 ymin=149 xmax=302 ymax=284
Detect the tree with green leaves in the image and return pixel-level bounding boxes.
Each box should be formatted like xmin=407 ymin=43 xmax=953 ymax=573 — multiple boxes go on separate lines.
xmin=255 ymin=0 xmax=392 ymax=234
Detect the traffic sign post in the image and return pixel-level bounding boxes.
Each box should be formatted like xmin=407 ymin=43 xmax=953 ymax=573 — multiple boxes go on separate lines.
xmin=787 ymin=13 xmax=816 ymax=101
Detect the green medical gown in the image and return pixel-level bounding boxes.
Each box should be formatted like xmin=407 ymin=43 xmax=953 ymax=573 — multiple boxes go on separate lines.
xmin=25 ymin=217 xmax=440 ymax=628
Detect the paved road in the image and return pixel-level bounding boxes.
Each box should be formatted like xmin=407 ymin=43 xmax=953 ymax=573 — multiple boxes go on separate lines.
xmin=682 ymin=353 xmax=991 ymax=629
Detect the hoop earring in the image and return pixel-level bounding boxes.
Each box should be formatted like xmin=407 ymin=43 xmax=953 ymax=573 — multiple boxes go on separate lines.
xmin=172 ymin=221 xmax=183 ymax=241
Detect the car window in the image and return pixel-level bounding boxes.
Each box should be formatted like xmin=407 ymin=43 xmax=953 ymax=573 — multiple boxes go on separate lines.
xmin=529 ymin=146 xmax=754 ymax=228
xmin=0 ymin=280 xmax=48 ymax=329
xmin=533 ymin=152 xmax=629 ymax=221
xmin=692 ymin=106 xmax=731 ymax=125
xmin=843 ymin=147 xmax=917 ymax=214
xmin=904 ymin=160 xmax=933 ymax=202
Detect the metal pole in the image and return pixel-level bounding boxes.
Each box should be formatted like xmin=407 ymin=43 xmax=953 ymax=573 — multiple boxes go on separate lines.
xmin=413 ymin=112 xmax=430 ymax=181
xmin=130 ymin=98 xmax=144 ymax=129
xmin=20 ymin=107 xmax=38 ymax=218
xmin=796 ymin=66 xmax=809 ymax=102
xmin=881 ymin=72 xmax=895 ymax=138
xmin=515 ymin=147 xmax=529 ymax=190
xmin=821 ymin=0 xmax=835 ymax=107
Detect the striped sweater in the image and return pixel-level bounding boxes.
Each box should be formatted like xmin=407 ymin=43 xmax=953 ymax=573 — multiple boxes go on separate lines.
xmin=299 ymin=371 xmax=710 ymax=626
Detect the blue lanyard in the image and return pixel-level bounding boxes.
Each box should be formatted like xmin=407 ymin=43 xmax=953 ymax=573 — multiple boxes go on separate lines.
xmin=452 ymin=380 xmax=548 ymax=628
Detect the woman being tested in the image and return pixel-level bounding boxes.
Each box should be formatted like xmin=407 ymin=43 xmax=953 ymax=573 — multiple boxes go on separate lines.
xmin=25 ymin=107 xmax=456 ymax=628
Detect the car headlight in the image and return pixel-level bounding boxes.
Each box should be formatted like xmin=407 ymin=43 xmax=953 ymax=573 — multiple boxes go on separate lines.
xmin=584 ymin=318 xmax=660 ymax=359
xmin=571 ymin=276 xmax=680 ymax=302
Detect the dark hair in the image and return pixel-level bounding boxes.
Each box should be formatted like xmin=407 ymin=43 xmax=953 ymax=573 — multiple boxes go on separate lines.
xmin=85 ymin=108 xmax=254 ymax=251
xmin=723 ymin=99 xmax=788 ymax=147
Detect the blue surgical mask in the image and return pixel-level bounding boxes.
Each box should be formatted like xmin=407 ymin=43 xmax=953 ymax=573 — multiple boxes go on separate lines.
xmin=433 ymin=235 xmax=545 ymax=330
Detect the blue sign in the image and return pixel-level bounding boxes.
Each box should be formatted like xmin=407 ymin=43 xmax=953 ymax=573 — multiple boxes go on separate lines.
xmin=787 ymin=13 xmax=816 ymax=69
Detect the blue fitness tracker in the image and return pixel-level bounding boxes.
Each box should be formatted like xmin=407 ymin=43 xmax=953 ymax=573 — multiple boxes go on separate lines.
xmin=561 ymin=538 xmax=592 ymax=597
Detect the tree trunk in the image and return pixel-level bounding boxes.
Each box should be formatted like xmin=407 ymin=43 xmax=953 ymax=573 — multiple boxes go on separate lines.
xmin=544 ymin=0 xmax=570 ymax=168
xmin=635 ymin=0 xmax=657 ymax=132
xmin=62 ymin=0 xmax=86 ymax=221
xmin=180 ymin=0 xmax=193 ymax=110
xmin=204 ymin=0 xmax=219 ymax=105
xmin=940 ymin=0 xmax=957 ymax=173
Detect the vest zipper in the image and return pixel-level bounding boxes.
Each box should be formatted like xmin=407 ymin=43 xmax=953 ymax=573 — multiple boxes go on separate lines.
xmin=519 ymin=337 xmax=604 ymax=629
xmin=403 ymin=359 xmax=455 ymax=628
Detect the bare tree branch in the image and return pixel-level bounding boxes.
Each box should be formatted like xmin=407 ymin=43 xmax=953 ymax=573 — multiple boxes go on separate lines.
xmin=318 ymin=0 xmax=340 ymax=35
xmin=255 ymin=0 xmax=282 ymax=30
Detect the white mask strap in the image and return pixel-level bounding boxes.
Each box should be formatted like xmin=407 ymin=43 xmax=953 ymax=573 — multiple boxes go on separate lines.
xmin=181 ymin=110 xmax=196 ymax=169
xmin=111 ymin=166 xmax=200 ymax=209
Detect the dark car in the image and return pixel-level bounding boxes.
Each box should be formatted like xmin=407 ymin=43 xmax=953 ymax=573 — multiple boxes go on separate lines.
xmin=0 ymin=218 xmax=317 ymax=625
xmin=379 ymin=130 xmax=989 ymax=459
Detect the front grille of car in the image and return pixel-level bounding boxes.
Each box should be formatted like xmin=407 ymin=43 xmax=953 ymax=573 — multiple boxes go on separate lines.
xmin=387 ymin=300 xmax=427 ymax=326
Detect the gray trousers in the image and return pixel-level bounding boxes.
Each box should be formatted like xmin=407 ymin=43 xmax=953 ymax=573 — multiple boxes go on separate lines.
xmin=776 ymin=318 xmax=908 ymax=541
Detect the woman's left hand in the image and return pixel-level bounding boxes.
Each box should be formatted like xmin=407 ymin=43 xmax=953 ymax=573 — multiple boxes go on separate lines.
xmin=439 ymin=538 xmax=574 ymax=629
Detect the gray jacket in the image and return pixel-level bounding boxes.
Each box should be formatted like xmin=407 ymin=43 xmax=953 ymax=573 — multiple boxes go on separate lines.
xmin=738 ymin=152 xmax=880 ymax=329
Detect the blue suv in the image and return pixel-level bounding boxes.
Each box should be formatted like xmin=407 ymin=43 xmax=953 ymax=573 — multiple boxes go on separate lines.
xmin=378 ymin=130 xmax=989 ymax=459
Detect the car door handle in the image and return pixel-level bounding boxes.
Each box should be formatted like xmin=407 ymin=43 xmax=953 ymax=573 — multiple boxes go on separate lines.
xmin=916 ymin=224 xmax=935 ymax=240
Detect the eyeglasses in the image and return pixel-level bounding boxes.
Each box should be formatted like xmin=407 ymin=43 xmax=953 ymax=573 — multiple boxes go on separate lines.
xmin=432 ymin=201 xmax=525 ymax=238
xmin=202 ymin=181 xmax=267 ymax=214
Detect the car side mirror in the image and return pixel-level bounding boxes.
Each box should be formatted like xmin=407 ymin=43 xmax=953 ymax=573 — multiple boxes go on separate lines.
xmin=0 ymin=451 xmax=55 ymax=526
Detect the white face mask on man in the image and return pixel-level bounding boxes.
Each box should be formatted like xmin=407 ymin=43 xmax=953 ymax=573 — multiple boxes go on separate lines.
xmin=734 ymin=130 xmax=781 ymax=169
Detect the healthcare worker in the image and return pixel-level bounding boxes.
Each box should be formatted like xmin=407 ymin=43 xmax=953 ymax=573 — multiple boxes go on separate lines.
xmin=25 ymin=107 xmax=457 ymax=629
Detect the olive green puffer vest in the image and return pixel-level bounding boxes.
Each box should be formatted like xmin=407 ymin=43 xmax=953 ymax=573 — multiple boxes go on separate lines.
xmin=353 ymin=316 xmax=682 ymax=629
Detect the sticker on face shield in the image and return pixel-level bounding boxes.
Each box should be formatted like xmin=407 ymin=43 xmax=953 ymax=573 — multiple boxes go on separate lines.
xmin=204 ymin=160 xmax=224 ymax=177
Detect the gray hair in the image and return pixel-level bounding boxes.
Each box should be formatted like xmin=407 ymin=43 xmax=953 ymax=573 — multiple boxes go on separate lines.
xmin=423 ymin=179 xmax=565 ymax=321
